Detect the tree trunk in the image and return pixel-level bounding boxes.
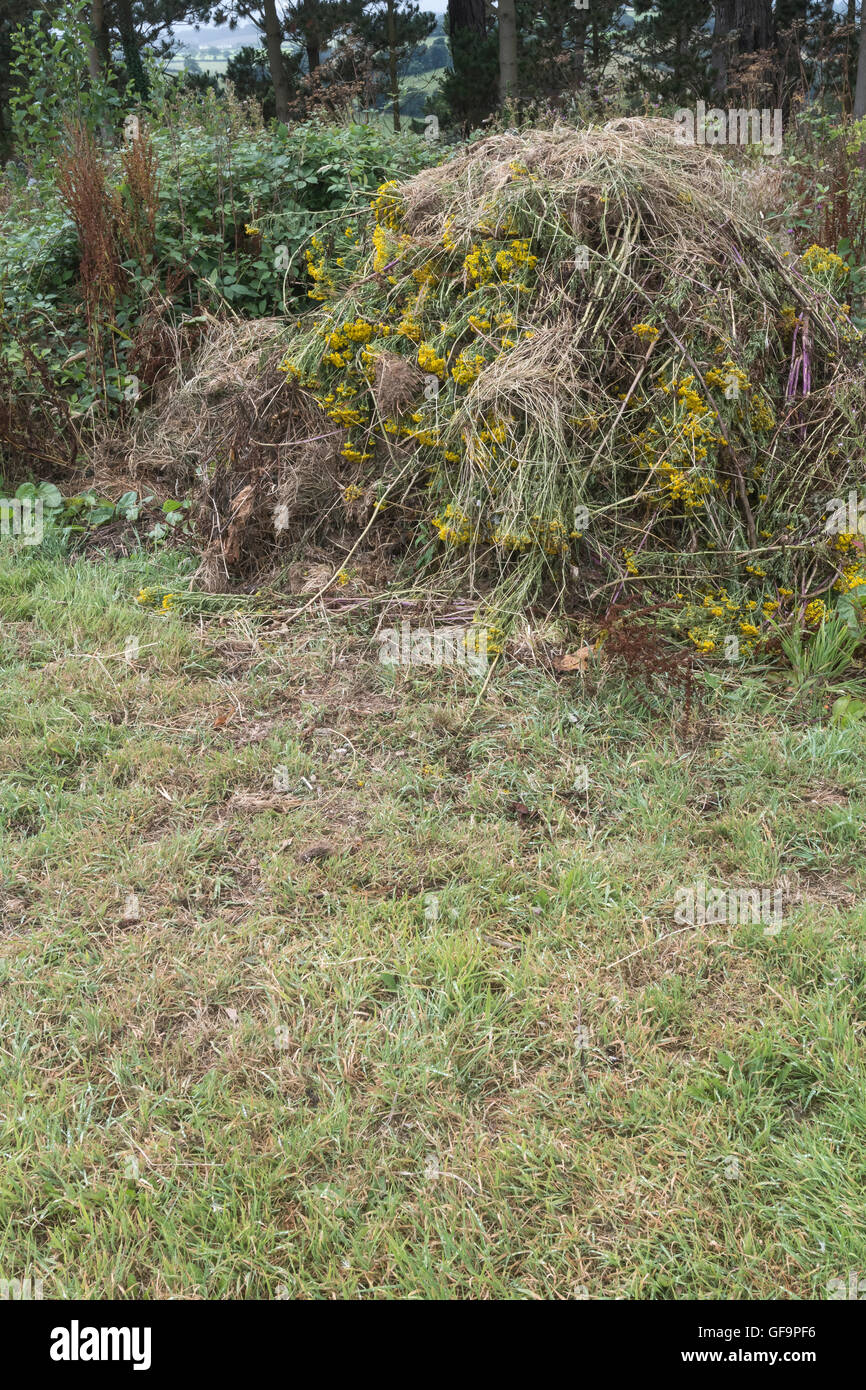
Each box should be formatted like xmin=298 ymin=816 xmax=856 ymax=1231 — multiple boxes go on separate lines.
xmin=855 ymin=0 xmax=866 ymax=117
xmin=306 ymin=43 xmax=321 ymax=73
xmin=263 ymin=0 xmax=290 ymax=124
xmin=573 ymin=11 xmax=587 ymax=88
xmin=498 ymin=0 xmax=518 ymax=105
xmin=446 ymin=0 xmax=493 ymax=128
xmin=88 ymin=0 xmax=114 ymax=144
xmin=87 ymin=0 xmax=109 ymax=82
xmin=711 ymin=0 xmax=774 ymax=94
xmin=845 ymin=0 xmax=857 ymax=111
xmin=387 ymin=0 xmax=401 ymax=131
xmin=448 ymin=0 xmax=486 ymax=39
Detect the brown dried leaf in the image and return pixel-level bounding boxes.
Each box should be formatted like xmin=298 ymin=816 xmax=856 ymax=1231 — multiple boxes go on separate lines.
xmin=554 ymin=646 xmax=592 ymax=673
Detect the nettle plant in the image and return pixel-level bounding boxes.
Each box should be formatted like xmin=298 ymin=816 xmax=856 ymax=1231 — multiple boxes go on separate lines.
xmin=0 ymin=70 xmax=442 ymax=461
xmin=149 ymin=108 xmax=440 ymax=316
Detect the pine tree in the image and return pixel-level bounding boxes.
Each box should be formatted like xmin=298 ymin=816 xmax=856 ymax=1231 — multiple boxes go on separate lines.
xmin=227 ymin=2 xmax=360 ymax=121
xmin=513 ymin=0 xmax=621 ymax=107
xmin=436 ymin=0 xmax=497 ymax=130
xmin=631 ymin=0 xmax=713 ymax=101
xmin=356 ymin=1 xmax=436 ymax=130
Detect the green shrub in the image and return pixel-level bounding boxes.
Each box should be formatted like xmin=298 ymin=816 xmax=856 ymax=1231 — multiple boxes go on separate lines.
xmin=0 ymin=91 xmax=445 ymax=462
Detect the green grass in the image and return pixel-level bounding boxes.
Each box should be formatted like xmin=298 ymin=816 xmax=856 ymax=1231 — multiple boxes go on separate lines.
xmin=0 ymin=537 xmax=864 ymax=1298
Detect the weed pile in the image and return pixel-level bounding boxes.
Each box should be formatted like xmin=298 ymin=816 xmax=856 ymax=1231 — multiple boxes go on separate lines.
xmin=130 ymin=119 xmax=866 ymax=650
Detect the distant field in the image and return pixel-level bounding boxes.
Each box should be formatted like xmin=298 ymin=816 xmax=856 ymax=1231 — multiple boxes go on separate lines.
xmin=165 ymin=59 xmax=230 ymax=76
xmin=164 ymin=32 xmax=450 ymax=103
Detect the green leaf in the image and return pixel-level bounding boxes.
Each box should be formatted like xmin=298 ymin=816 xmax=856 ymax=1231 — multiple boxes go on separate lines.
xmin=36 ymin=483 xmax=63 ymax=510
xmin=831 ymin=695 xmax=866 ymax=726
xmin=114 ymin=490 xmax=140 ymax=521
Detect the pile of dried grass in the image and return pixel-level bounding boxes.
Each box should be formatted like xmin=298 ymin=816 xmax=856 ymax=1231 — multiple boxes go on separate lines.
xmin=126 ymin=316 xmax=352 ymax=589
xmin=127 ymin=120 xmax=866 ymax=645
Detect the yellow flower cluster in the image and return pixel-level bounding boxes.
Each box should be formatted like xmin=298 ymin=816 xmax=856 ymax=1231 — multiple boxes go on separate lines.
xmin=479 ymin=419 xmax=507 ymax=445
xmin=802 ymin=244 xmax=849 ymax=283
xmin=464 ymin=238 xmax=537 ymax=286
xmin=477 ymin=622 xmax=504 ymax=656
xmin=371 ymin=181 xmax=403 ymax=232
xmin=665 ymin=374 xmax=708 ymax=416
xmin=296 ymin=210 xmax=546 ymax=509
xmin=630 ymin=374 xmax=727 ymax=511
xmin=749 ymin=393 xmax=776 ymax=432
xmin=656 ymin=461 xmax=718 ymax=510
xmin=418 ymin=343 xmax=447 ymax=378
xmin=372 ymin=222 xmax=413 ymax=274
xmin=681 ymin=585 xmax=795 ymax=655
xmin=451 ymin=349 xmax=486 ymax=386
xmin=135 ymin=587 xmax=175 ymax=612
xmin=412 ymin=263 xmax=439 ymax=288
xmin=706 ymin=361 xmax=749 ymax=394
xmin=304 ymin=234 xmax=333 ymax=301
xmin=834 ymin=563 xmax=866 ymax=594
xmin=431 ymin=503 xmax=472 ymax=545
xmin=704 ymin=360 xmax=775 ymax=433
xmin=833 ymin=531 xmax=861 ymax=555
xmin=632 ymin=323 xmax=659 ymax=341
xmin=327 ymin=404 xmax=368 ymax=428
xmin=372 ymin=223 xmax=391 ymax=272
xmin=804 ymin=598 xmax=826 ymax=625
xmin=533 ymin=518 xmax=571 ymax=555
xmin=343 ymin=319 xmax=374 ymax=344
xmin=427 ymin=497 xmax=576 ymax=556
xmin=396 ymin=316 xmax=423 ymax=342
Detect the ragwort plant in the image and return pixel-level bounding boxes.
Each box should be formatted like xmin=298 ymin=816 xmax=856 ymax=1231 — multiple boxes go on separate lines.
xmin=275 ymin=123 xmax=866 ymax=661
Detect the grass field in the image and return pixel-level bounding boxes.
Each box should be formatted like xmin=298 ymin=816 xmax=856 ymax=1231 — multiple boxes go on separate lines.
xmin=1 ymin=538 xmax=865 ymax=1298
